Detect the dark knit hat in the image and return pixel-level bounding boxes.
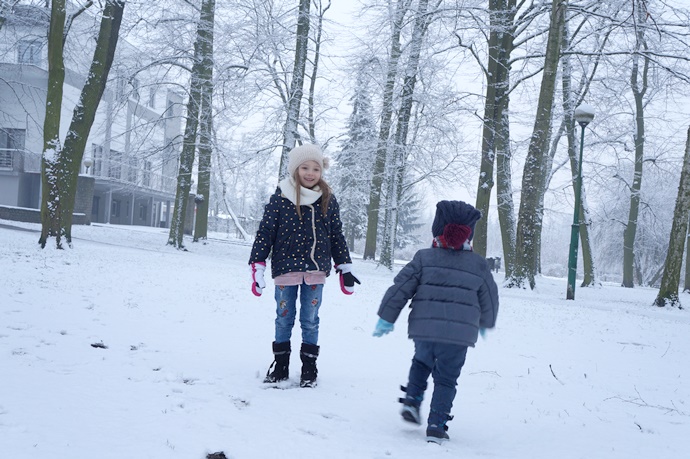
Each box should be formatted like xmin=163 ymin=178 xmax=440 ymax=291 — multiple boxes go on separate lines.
xmin=431 ymin=200 xmax=482 ymax=240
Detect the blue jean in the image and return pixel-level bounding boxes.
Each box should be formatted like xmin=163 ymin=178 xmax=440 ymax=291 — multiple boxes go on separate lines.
xmin=406 ymin=340 xmax=468 ymax=425
xmin=273 ymin=282 xmax=323 ymax=345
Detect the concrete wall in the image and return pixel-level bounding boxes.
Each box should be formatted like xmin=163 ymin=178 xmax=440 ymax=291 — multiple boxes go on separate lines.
xmin=0 ymin=205 xmax=89 ymax=225
xmin=0 ymin=175 xmax=94 ymax=225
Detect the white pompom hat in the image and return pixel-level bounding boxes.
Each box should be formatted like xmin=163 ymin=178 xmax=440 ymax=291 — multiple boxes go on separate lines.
xmin=288 ymin=143 xmax=330 ymax=176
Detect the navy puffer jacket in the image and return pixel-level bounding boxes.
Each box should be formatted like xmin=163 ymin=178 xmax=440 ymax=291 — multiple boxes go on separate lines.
xmin=377 ymin=247 xmax=499 ymax=346
xmin=249 ymin=187 xmax=352 ymax=278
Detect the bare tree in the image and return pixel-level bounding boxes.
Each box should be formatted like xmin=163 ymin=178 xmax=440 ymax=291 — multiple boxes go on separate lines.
xmin=457 ymin=0 xmax=548 ymax=276
xmin=306 ymin=0 xmax=330 ymax=143
xmin=193 ymin=0 xmax=216 ymax=242
xmin=546 ymin=8 xmax=612 ymax=288
xmin=472 ymin=0 xmax=516 ymax=259
xmin=380 ymin=0 xmax=436 ymax=269
xmin=168 ymin=0 xmax=213 ymax=249
xmin=622 ymin=0 xmax=649 ymax=288
xmin=39 ymin=0 xmax=125 ymax=249
xmin=507 ymin=0 xmax=567 ymax=289
xmin=363 ymin=0 xmax=412 ymax=261
xmin=654 ymin=127 xmax=690 ymax=308
xmin=277 ymin=0 xmax=311 ymax=177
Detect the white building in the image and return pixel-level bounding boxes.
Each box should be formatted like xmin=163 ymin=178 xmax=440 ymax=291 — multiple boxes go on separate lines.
xmin=0 ymin=3 xmax=183 ymax=227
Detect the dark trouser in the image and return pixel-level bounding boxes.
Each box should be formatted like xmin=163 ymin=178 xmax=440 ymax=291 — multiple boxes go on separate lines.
xmin=406 ymin=340 xmax=468 ymax=425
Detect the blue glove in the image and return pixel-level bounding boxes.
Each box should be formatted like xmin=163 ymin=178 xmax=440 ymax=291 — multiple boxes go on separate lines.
xmin=373 ymin=318 xmax=394 ymax=337
xmin=479 ymin=328 xmax=487 ymax=339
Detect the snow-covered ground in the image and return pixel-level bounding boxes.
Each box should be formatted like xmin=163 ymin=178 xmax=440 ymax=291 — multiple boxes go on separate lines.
xmin=1 ymin=220 xmax=689 ymax=459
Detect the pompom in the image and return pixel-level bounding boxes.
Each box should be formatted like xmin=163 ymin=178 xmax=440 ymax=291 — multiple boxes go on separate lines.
xmin=443 ymin=224 xmax=471 ymax=247
xmin=432 ymin=200 xmax=481 ymax=238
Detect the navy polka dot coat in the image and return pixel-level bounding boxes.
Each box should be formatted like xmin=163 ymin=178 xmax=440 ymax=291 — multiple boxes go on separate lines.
xmin=249 ymin=187 xmax=352 ymax=279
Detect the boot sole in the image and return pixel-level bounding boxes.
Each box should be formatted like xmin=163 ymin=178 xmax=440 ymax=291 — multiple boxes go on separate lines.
xmin=426 ymin=431 xmax=449 ymax=444
xmin=426 ymin=435 xmax=448 ymax=444
xmin=401 ymin=407 xmax=422 ymax=425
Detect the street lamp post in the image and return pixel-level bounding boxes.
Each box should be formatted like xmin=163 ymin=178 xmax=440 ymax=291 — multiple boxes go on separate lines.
xmin=566 ymin=103 xmax=595 ymax=300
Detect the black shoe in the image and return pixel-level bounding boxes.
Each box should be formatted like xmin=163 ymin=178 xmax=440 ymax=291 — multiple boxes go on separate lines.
xmin=299 ymin=343 xmax=319 ymax=388
xmin=426 ymin=424 xmax=450 ymax=444
xmin=264 ymin=341 xmax=290 ymax=383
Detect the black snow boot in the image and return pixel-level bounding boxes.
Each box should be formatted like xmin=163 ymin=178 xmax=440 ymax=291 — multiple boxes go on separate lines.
xmin=264 ymin=341 xmax=291 ymax=383
xmin=299 ymin=343 xmax=320 ymax=388
xmin=426 ymin=411 xmax=454 ymax=444
xmin=399 ymin=385 xmax=423 ymax=425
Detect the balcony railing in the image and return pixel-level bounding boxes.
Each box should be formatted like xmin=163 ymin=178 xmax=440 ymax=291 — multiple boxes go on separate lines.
xmin=0 ymin=149 xmax=11 ymax=169
xmin=90 ymin=158 xmax=176 ymax=195
xmin=0 ymin=148 xmax=26 ymax=171
xmin=0 ymin=149 xmax=176 ymax=195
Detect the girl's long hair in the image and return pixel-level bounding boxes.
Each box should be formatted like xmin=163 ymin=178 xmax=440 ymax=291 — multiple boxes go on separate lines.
xmin=292 ymin=171 xmax=332 ymax=219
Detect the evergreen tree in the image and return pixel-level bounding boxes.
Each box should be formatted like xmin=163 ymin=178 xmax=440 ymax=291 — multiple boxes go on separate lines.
xmin=334 ymin=73 xmax=377 ymax=252
xmin=394 ymin=189 xmax=425 ymax=251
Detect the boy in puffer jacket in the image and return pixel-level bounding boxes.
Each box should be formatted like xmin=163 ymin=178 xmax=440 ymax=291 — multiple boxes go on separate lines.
xmin=373 ymin=200 xmax=499 ymax=444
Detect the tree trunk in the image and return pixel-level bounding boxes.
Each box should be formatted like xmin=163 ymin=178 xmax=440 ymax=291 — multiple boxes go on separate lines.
xmin=278 ymin=0 xmax=311 ymax=177
xmin=168 ymin=9 xmax=206 ymax=249
xmin=492 ymin=0 xmax=517 ymax=278
xmin=560 ymin=22 xmax=597 ymax=287
xmin=578 ymin=180 xmax=596 ymax=287
xmin=363 ymin=0 xmax=411 ymax=261
xmin=39 ymin=0 xmax=66 ymax=247
xmin=507 ymin=0 xmax=566 ymax=289
xmin=622 ymin=1 xmax=649 ymax=288
xmin=39 ymin=0 xmax=124 ymax=249
xmin=193 ymin=0 xmax=216 ymax=242
xmin=685 ymin=215 xmax=690 ymax=292
xmin=495 ymin=103 xmax=515 ymax=279
xmin=654 ymin=126 xmax=690 ymax=308
xmin=307 ymin=0 xmax=330 ymax=143
xmin=474 ymin=0 xmax=514 ymax=258
xmin=380 ymin=0 xmax=432 ymax=269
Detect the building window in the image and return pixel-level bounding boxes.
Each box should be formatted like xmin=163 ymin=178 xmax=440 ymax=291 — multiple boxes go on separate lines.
xmin=131 ymin=77 xmax=140 ymax=100
xmin=111 ymin=200 xmax=121 ymax=218
xmin=127 ymin=156 xmax=138 ymax=183
xmin=0 ymin=128 xmax=26 ymax=169
xmin=148 ymin=87 xmax=156 ymax=108
xmin=108 ymin=149 xmax=122 ymax=179
xmin=116 ymin=77 xmax=126 ymax=101
xmin=166 ymin=98 xmax=175 ymax=116
xmin=17 ymin=40 xmax=42 ymax=65
xmin=143 ymin=160 xmax=152 ymax=187
xmin=139 ymin=204 xmax=147 ymax=220
xmin=91 ymin=144 xmax=104 ymax=175
xmin=92 ymin=196 xmax=100 ymax=216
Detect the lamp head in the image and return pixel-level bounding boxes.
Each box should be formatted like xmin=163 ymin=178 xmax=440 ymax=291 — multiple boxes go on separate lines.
xmin=574 ymin=103 xmax=595 ymax=127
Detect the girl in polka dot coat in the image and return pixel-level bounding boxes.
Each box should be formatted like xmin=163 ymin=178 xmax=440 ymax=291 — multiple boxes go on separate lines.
xmin=248 ymin=144 xmax=359 ymax=388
